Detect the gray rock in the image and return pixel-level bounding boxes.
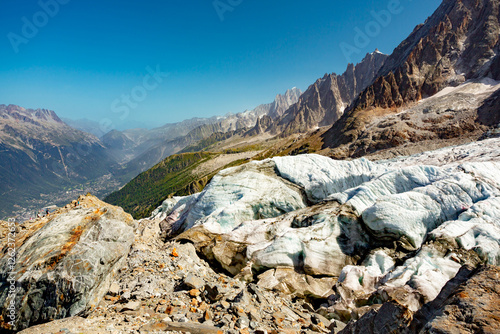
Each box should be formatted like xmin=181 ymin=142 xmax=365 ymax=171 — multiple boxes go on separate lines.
xmin=184 ymin=273 xmax=205 ymax=290
xmin=313 ymin=313 xmax=331 ymax=328
xmin=0 ymin=196 xmax=135 ymax=331
xmin=171 ymin=299 xmax=185 ymax=307
xmin=236 ymin=316 xmax=250 ymax=329
xmin=121 ymin=290 xmax=131 ymax=301
xmin=108 ymin=283 xmax=120 ymax=296
xmin=122 ymin=301 xmax=141 ymax=311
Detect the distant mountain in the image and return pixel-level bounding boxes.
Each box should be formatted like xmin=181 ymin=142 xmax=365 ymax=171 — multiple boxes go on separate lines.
xmin=111 ymin=88 xmax=302 ymax=181
xmin=0 ymin=104 xmax=116 ymax=218
xmin=257 ymin=88 xmax=303 ymax=119
xmin=101 ymin=118 xmax=216 ymax=163
xmin=263 ymin=51 xmax=388 ymax=135
xmin=61 ymin=117 xmax=107 ymax=138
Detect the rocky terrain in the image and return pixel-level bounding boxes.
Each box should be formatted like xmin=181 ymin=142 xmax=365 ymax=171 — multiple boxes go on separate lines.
xmin=321 ymin=0 xmax=500 ymax=158
xmin=322 ymin=77 xmax=500 ymax=159
xmin=1 ymin=139 xmax=499 ymax=333
xmin=258 ymin=51 xmax=388 ymax=136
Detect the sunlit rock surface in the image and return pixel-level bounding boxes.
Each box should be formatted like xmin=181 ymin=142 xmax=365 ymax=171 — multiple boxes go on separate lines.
xmin=0 ymin=195 xmax=135 ymax=331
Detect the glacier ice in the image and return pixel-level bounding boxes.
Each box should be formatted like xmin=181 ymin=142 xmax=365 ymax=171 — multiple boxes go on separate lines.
xmin=161 ymin=159 xmax=307 ymax=236
xmin=155 ymin=138 xmax=500 ymax=312
xmin=273 ymin=155 xmax=386 ymax=203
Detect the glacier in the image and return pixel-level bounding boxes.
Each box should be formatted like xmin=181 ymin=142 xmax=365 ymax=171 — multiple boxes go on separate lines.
xmin=156 ymin=138 xmax=500 ymax=314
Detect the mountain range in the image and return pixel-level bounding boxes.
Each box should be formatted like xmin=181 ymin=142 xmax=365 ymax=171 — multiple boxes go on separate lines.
xmin=0 ymin=104 xmax=115 ymax=218
xmin=1 ymin=0 xmax=500 ymax=332
xmin=0 ymin=88 xmax=302 ymax=219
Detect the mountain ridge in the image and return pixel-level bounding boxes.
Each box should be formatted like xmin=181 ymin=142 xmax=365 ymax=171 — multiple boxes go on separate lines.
xmin=258 ymin=51 xmax=388 ymax=136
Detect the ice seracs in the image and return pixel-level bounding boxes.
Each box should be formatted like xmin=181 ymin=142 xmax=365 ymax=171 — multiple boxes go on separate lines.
xmin=155 ymin=138 xmax=500 ymax=318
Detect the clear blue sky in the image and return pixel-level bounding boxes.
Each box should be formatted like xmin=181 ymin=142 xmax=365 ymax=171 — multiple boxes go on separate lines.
xmin=0 ymin=0 xmax=441 ymax=130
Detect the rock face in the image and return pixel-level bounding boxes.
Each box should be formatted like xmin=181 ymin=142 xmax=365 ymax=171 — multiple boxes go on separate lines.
xmin=266 ymin=88 xmax=304 ymax=120
xmin=322 ymin=0 xmax=500 ymax=158
xmin=0 ymin=195 xmax=135 ymax=331
xmin=259 ymin=51 xmax=388 ymax=136
xmin=355 ymin=0 xmax=500 ymax=110
xmin=157 ymin=138 xmax=500 ymax=317
xmin=413 ymin=265 xmax=500 ymax=333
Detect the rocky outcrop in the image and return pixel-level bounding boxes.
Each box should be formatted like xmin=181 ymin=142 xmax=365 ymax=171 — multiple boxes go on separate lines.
xmin=0 ymin=195 xmax=135 ymax=331
xmin=269 ymin=51 xmax=387 ymax=135
xmin=321 ymin=0 xmax=500 ymax=158
xmin=412 ymin=265 xmax=500 ymax=333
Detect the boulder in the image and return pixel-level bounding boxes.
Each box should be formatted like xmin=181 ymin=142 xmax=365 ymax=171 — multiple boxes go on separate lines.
xmin=0 ymin=195 xmax=135 ymax=331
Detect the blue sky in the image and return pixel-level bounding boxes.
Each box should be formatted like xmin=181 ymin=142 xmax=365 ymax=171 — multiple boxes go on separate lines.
xmin=0 ymin=0 xmax=441 ymax=130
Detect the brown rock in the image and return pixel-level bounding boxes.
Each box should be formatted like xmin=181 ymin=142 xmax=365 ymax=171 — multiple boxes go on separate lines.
xmin=189 ymin=288 xmax=201 ymax=297
xmin=142 ymin=321 xmax=224 ymax=334
xmin=411 ymin=265 xmax=500 ymax=333
xmin=171 ymin=248 xmax=179 ymax=257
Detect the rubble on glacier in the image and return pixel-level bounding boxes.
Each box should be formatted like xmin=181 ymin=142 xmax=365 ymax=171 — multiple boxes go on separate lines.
xmin=157 ymin=138 xmax=500 ymax=322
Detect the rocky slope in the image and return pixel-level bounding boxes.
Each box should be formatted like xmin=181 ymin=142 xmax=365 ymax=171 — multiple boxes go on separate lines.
xmin=0 ymin=195 xmax=135 ymax=331
xmin=0 ymin=105 xmax=117 ymax=219
xmin=321 ymin=0 xmax=500 ymax=158
xmin=323 ymin=77 xmax=500 ymax=159
xmin=355 ymin=0 xmax=500 ymax=109
xmin=266 ymin=51 xmax=387 ymax=136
